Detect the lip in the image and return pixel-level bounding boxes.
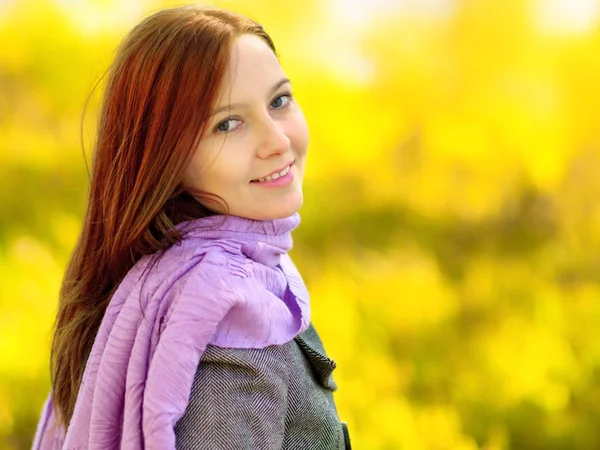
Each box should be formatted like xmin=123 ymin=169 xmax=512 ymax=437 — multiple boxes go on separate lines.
xmin=252 ymin=160 xmax=295 ymax=181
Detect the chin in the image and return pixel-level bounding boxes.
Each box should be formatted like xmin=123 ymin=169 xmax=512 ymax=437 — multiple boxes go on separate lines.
xmin=261 ymin=205 xmax=302 ymax=220
xmin=244 ymin=197 xmax=303 ymax=221
xmin=267 ymin=209 xmax=301 ymax=220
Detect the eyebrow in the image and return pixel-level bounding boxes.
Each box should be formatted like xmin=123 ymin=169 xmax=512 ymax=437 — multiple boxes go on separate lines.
xmin=209 ymin=77 xmax=292 ymax=117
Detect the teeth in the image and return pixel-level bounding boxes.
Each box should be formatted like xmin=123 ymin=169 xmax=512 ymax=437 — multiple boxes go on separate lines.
xmin=254 ymin=164 xmax=291 ymax=183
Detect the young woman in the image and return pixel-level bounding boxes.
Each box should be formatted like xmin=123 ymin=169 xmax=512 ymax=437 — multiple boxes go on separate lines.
xmin=31 ymin=5 xmax=351 ymax=450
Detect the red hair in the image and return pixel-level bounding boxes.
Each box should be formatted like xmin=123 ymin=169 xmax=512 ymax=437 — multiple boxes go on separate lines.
xmin=50 ymin=5 xmax=277 ymax=428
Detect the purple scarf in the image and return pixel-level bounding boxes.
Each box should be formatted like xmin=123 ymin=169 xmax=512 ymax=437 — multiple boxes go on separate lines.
xmin=32 ymin=212 xmax=310 ymax=449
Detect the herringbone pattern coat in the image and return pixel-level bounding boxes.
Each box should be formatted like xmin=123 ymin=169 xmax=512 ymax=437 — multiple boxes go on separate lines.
xmin=174 ymin=323 xmax=351 ymax=449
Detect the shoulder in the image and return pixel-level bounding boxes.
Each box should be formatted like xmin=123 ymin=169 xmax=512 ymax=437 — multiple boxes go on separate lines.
xmin=123 ymin=238 xmax=254 ymax=340
xmin=157 ymin=249 xmax=250 ymax=325
xmin=138 ymin=236 xmax=250 ymax=302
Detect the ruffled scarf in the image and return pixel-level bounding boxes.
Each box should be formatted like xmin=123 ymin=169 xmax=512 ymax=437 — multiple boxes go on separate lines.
xmin=32 ymin=212 xmax=310 ymax=449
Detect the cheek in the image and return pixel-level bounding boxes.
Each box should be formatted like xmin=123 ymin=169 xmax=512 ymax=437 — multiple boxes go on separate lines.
xmin=183 ymin=146 xmax=220 ymax=191
xmin=182 ymin=153 xmax=202 ymax=188
xmin=201 ymin=148 xmax=248 ymax=191
xmin=290 ymin=114 xmax=309 ymax=155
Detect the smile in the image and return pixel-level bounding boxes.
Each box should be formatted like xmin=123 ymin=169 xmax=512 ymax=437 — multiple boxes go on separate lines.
xmin=251 ymin=161 xmax=294 ymax=183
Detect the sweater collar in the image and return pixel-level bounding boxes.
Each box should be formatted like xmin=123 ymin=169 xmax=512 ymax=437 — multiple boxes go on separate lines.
xmin=174 ymin=212 xmax=301 ymax=267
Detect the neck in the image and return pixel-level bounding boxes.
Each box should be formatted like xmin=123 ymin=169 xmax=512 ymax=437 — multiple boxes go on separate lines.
xmin=174 ymin=212 xmax=301 ymax=267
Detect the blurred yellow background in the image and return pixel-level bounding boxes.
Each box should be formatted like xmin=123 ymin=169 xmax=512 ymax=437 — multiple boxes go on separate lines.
xmin=2 ymin=0 xmax=600 ymax=448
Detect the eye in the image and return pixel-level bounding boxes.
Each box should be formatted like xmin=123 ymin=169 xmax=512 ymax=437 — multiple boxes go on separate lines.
xmin=215 ymin=118 xmax=242 ymax=133
xmin=270 ymin=92 xmax=294 ymax=110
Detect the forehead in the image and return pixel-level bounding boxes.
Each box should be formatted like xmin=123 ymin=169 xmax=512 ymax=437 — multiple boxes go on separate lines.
xmin=219 ymin=34 xmax=285 ymax=96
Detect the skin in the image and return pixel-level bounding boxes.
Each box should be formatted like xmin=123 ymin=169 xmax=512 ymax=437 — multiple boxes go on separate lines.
xmin=182 ymin=34 xmax=309 ymax=220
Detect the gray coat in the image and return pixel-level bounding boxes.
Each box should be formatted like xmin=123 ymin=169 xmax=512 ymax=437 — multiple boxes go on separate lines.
xmin=174 ymin=323 xmax=351 ymax=449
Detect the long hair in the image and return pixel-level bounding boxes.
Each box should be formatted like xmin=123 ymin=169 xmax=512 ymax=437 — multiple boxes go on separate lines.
xmin=50 ymin=5 xmax=277 ymax=429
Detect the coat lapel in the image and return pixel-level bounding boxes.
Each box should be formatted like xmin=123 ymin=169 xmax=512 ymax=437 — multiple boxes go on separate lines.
xmin=294 ymin=323 xmax=338 ymax=391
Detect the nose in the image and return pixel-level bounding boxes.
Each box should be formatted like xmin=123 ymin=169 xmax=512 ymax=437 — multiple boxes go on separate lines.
xmin=255 ymin=116 xmax=290 ymax=159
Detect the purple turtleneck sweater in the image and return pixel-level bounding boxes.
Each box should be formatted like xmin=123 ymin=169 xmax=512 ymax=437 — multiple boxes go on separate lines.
xmin=32 ymin=212 xmax=311 ymax=450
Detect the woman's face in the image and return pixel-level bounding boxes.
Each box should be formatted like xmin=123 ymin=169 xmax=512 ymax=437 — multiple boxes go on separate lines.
xmin=182 ymin=34 xmax=309 ymax=220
